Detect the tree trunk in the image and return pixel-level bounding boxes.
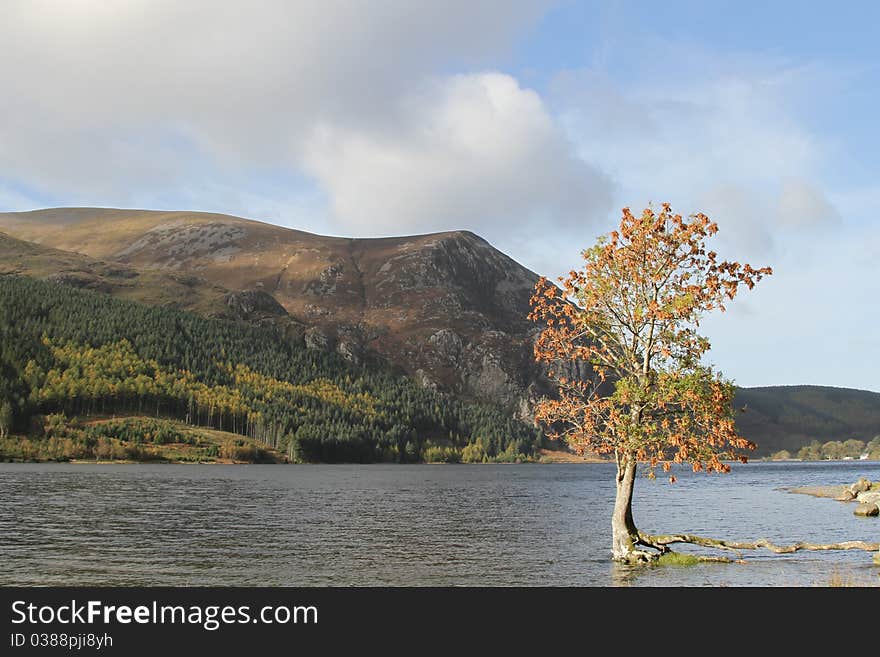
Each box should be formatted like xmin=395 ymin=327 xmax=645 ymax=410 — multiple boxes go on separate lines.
xmin=611 ymin=455 xmax=640 ymax=561
xmin=606 ymin=455 xmax=879 ymax=566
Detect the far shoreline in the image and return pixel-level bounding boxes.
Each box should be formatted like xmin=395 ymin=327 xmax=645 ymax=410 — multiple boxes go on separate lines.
xmin=5 ymin=456 xmax=879 ymax=466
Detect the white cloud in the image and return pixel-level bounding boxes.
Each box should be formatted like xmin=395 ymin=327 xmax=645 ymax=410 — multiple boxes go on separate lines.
xmin=550 ymin=60 xmax=841 ymax=261
xmin=303 ymin=73 xmax=614 ymax=235
xmin=0 ymin=0 xmax=619 ymax=259
xmin=0 ymin=0 xmax=551 ymax=207
xmin=776 ymin=178 xmax=841 ymax=227
xmin=692 ymin=179 xmax=839 ymax=257
xmin=692 ymin=184 xmax=776 ymax=257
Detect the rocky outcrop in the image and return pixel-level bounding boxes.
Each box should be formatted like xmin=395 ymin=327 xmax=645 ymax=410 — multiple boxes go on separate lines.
xmin=794 ymin=477 xmax=880 ymax=520
xmin=425 ymin=329 xmax=463 ymax=365
xmin=304 ymin=326 xmax=332 ymax=351
xmin=224 ymin=289 xmax=288 ymax=320
xmin=335 ymin=326 xmax=365 ymax=365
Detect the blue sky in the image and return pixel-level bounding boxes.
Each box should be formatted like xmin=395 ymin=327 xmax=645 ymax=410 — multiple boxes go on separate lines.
xmin=0 ymin=1 xmax=877 ymax=391
xmin=515 ymin=1 xmax=880 ymax=165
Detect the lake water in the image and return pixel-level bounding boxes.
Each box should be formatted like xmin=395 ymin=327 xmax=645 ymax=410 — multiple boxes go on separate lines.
xmin=2 ymin=461 xmax=878 ymax=586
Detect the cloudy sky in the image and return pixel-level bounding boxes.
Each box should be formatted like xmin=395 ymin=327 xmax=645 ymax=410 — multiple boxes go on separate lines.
xmin=1 ymin=1 xmax=878 ymax=391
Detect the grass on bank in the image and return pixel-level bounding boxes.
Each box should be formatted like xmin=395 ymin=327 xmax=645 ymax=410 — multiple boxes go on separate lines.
xmin=0 ymin=414 xmax=284 ymax=463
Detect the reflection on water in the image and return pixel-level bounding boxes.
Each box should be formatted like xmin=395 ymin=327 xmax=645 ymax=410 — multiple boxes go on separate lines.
xmin=1 ymin=462 xmax=878 ymax=586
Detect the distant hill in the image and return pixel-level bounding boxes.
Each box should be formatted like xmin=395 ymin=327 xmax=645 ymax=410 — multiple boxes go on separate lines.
xmin=734 ymin=386 xmax=880 ymax=455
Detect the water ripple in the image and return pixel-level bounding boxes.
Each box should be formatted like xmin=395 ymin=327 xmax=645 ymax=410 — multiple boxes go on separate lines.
xmin=1 ymin=462 xmax=878 ymax=586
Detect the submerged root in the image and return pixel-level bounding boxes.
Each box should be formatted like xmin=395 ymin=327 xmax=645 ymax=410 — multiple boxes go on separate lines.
xmin=634 ymin=531 xmax=879 ymax=562
xmin=616 ymin=548 xmax=657 ymax=565
xmin=614 ymin=530 xmax=879 ymax=565
xmin=615 ymin=547 xmax=735 ymax=565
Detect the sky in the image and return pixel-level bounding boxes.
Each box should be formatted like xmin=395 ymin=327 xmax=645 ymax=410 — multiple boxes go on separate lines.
xmin=1 ymin=0 xmax=878 ymax=391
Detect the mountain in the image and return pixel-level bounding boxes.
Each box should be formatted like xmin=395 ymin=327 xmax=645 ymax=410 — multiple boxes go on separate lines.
xmin=734 ymin=386 xmax=880 ymax=455
xmin=2 ymin=208 xmax=877 ymax=459
xmin=0 ymin=208 xmax=549 ymax=415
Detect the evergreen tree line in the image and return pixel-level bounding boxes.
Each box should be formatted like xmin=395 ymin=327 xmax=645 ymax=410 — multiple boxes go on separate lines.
xmin=0 ymin=275 xmax=541 ymax=462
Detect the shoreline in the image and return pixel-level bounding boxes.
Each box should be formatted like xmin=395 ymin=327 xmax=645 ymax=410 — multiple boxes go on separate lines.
xmin=2 ymin=458 xmax=607 ymax=466
xmin=787 ymin=485 xmax=849 ymax=499
xmin=767 ymin=458 xmax=880 ymax=463
xmin=4 ymin=454 xmax=877 ymax=466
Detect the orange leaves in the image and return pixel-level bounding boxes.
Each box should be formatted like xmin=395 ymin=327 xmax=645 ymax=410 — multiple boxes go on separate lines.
xmin=528 ymin=203 xmax=770 ymax=474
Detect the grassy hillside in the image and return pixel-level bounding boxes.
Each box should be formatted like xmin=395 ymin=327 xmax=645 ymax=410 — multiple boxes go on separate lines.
xmin=0 ymin=230 xmax=231 ymax=316
xmin=734 ymin=385 xmax=880 ymax=455
xmin=0 ymin=208 xmax=538 ymax=332
xmin=0 ymin=415 xmax=285 ymax=463
xmin=0 ymin=275 xmax=541 ymax=463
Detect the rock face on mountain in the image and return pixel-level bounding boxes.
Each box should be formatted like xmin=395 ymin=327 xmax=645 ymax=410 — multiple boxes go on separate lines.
xmin=0 ymin=208 xmax=551 ymax=415
xmin=224 ymin=289 xmax=289 ymax=321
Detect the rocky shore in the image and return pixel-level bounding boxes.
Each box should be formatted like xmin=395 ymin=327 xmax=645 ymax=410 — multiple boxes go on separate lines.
xmin=789 ymin=477 xmax=880 ymax=566
xmin=790 ymin=477 xmax=880 ymax=516
xmin=838 ymin=478 xmax=880 ymax=515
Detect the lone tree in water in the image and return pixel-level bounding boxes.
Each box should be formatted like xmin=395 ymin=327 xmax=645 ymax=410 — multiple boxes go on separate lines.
xmin=530 ymin=205 xmax=877 ymax=564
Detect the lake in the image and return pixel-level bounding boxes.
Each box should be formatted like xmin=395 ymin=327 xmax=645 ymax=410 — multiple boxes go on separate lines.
xmin=1 ymin=461 xmax=878 ymax=586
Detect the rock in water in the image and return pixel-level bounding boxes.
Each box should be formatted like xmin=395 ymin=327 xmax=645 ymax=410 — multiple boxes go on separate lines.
xmin=856 ymin=491 xmax=880 ymax=505
xmin=836 ymin=490 xmax=856 ymax=502
xmin=853 ymin=503 xmax=879 ymax=517
xmin=850 ymin=478 xmax=873 ymax=495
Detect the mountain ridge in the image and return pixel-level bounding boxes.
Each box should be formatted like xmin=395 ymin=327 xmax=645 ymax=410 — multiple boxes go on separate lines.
xmin=733 ymin=385 xmax=880 ymax=455
xmin=0 ymin=207 xmax=550 ymax=414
